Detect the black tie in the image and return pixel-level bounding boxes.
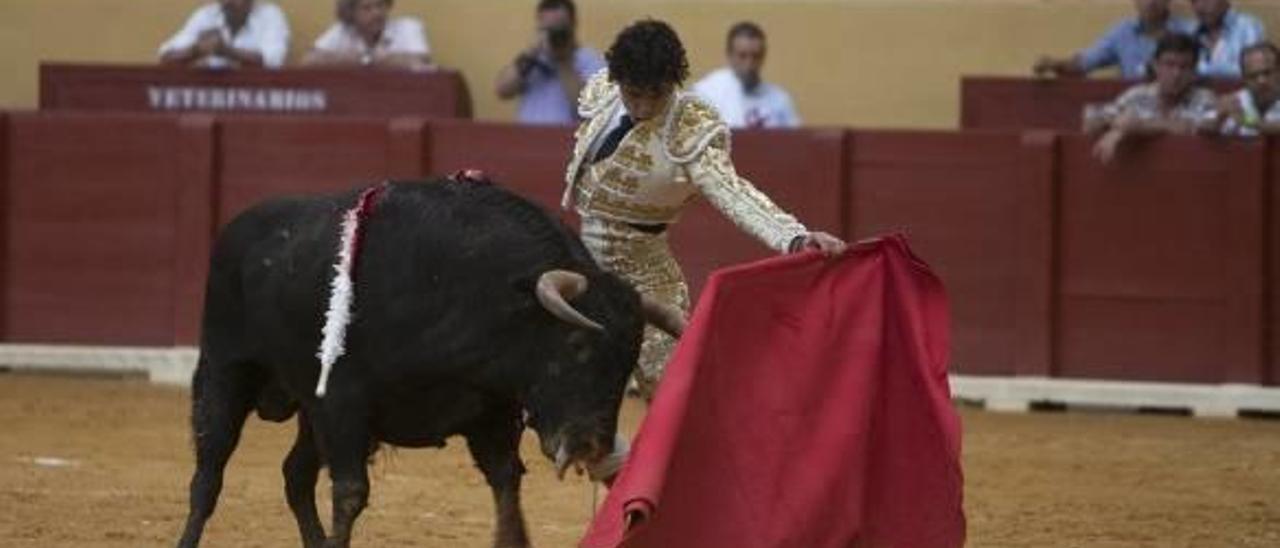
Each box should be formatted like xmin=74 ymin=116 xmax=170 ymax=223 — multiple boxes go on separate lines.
xmin=592 ymin=115 xmax=634 ymax=163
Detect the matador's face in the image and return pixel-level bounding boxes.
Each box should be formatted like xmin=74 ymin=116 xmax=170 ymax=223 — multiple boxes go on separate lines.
xmin=619 ymin=84 xmax=674 ymax=121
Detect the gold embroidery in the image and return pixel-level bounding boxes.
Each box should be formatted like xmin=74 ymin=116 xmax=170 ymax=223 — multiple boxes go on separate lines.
xmin=580 ymin=216 xmax=689 ymax=400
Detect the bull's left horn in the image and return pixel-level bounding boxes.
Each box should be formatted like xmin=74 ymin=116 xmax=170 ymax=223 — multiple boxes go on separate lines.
xmin=536 ymin=270 xmax=605 ymax=331
xmin=641 ymin=295 xmax=686 ymax=338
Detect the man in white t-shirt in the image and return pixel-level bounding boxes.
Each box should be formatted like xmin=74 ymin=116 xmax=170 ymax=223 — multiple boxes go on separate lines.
xmin=303 ymin=0 xmax=432 ymax=70
xmin=693 ymin=21 xmax=800 ymax=129
xmin=159 ymin=0 xmax=290 ymax=69
xmin=1219 ymin=41 xmax=1280 ymax=136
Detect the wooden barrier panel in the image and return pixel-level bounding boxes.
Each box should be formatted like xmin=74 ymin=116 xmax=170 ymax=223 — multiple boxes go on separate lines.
xmin=0 ymin=113 xmax=9 ymax=339
xmin=1056 ymin=135 xmax=1267 ymax=384
xmin=422 ymin=119 xmax=574 ymax=214
xmin=1263 ymin=140 xmax=1280 ymax=386
xmin=669 ymin=128 xmax=847 ymax=299
xmin=3 ymin=112 xmax=184 ymax=344
xmin=40 ymin=63 xmax=472 ymax=119
xmin=961 ymin=76 xmax=1238 ymax=131
xmin=845 ymin=130 xmax=1054 ymax=377
xmin=214 ymin=116 xmax=428 ymax=226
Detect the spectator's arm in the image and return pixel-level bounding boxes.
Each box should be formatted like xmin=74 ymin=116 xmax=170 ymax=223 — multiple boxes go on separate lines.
xmin=1041 ymin=23 xmax=1123 ymax=77
xmin=373 ymin=51 xmax=432 ymax=70
xmin=301 ymin=49 xmax=361 ymax=66
xmin=158 ymin=9 xmax=210 ymax=66
xmin=496 ymin=39 xmax=542 ymax=100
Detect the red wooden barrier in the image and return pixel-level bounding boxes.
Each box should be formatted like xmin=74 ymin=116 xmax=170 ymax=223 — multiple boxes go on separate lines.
xmin=961 ymin=76 xmax=1239 ymax=131
xmin=172 ymin=115 xmax=218 ymax=345
xmin=1056 ymin=135 xmax=1267 ymax=384
xmin=41 ymin=63 xmax=472 ymax=119
xmin=844 ymin=130 xmax=1055 ymax=377
xmin=422 ymin=119 xmax=574 ymax=213
xmin=0 ymin=112 xmax=9 ymax=339
xmin=3 ymin=112 xmax=184 ymax=344
xmin=214 ymin=116 xmax=427 ymax=226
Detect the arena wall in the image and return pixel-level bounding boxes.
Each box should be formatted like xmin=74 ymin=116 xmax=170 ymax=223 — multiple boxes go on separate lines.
xmin=4 ymin=1 xmax=1280 ymax=128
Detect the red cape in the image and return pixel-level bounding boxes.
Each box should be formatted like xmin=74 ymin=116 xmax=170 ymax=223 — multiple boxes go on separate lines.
xmin=581 ymin=235 xmax=965 ymax=548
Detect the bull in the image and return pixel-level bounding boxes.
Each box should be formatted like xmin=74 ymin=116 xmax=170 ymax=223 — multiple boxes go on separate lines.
xmin=176 ymin=177 xmax=683 ymax=548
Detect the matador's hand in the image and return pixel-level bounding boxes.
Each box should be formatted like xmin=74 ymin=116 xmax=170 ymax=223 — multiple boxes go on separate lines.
xmin=790 ymin=231 xmax=847 ymax=257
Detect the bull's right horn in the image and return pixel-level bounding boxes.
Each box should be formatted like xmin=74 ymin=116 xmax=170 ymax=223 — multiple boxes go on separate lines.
xmin=641 ymin=295 xmax=686 ymax=338
xmin=536 ymin=270 xmax=605 ymax=331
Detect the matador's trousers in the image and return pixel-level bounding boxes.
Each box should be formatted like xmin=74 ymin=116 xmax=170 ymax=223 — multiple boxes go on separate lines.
xmin=580 ymin=216 xmax=690 ymax=400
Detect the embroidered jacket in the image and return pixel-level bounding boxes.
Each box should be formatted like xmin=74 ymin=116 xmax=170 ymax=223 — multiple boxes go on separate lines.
xmin=562 ymin=70 xmax=806 ymax=252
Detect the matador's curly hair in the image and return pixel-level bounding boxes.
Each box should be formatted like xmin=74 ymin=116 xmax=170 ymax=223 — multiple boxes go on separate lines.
xmin=606 ymin=19 xmax=690 ymax=92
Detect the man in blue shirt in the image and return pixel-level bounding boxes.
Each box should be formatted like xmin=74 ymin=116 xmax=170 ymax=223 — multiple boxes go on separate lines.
xmin=494 ymin=0 xmax=606 ymax=125
xmin=1034 ymin=0 xmax=1193 ymax=79
xmin=1190 ymin=0 xmax=1266 ymax=77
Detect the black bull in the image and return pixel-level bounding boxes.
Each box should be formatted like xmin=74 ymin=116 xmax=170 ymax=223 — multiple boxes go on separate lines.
xmin=177 ymin=179 xmax=683 ymax=548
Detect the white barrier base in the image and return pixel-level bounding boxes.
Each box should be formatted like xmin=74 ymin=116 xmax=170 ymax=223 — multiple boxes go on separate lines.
xmin=0 ymin=344 xmax=197 ymax=386
xmin=2 ymin=344 xmax=1279 ymax=418
xmin=950 ymin=375 xmax=1280 ymax=418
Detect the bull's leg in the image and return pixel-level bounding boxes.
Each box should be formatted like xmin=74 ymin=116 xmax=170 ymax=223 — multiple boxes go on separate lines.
xmin=312 ymin=397 xmax=372 ymax=548
xmin=177 ymin=357 xmax=255 ymax=548
xmin=283 ymin=412 xmax=326 ymax=548
xmin=465 ymin=412 xmax=530 ymax=548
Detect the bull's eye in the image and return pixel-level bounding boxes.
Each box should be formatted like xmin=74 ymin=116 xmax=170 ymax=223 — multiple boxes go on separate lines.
xmin=567 ymin=331 xmax=593 ymax=365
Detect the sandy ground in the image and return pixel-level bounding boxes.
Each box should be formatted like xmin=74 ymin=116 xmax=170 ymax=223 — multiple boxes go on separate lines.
xmin=1 ymin=374 xmax=1278 ymax=548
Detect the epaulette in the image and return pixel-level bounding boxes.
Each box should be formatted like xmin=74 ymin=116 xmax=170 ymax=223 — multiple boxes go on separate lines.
xmin=663 ymin=93 xmax=730 ymax=164
xmin=577 ymin=69 xmax=618 ymax=119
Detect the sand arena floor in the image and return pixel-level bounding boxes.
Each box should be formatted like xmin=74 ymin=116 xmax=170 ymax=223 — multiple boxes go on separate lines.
xmin=1 ymin=374 xmax=1278 ymax=547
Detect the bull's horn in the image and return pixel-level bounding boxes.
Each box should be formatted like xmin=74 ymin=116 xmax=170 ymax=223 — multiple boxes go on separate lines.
xmin=641 ymin=295 xmax=686 ymax=337
xmin=536 ymin=270 xmax=605 ymax=331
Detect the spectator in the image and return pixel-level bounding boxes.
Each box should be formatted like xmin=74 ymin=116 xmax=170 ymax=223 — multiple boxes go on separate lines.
xmin=159 ymin=0 xmax=289 ymax=69
xmin=1219 ymin=42 xmax=1280 ymax=136
xmin=1086 ymin=33 xmax=1217 ymax=163
xmin=1034 ymin=0 xmax=1192 ymax=79
xmin=693 ymin=22 xmax=800 ymax=129
xmin=302 ymin=0 xmax=432 ymax=70
xmin=1190 ymin=0 xmax=1266 ymax=78
xmin=495 ymin=0 xmax=605 ymax=125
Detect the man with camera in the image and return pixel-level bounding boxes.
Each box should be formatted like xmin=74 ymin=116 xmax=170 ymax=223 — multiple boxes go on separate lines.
xmin=495 ymin=0 xmax=605 ymax=125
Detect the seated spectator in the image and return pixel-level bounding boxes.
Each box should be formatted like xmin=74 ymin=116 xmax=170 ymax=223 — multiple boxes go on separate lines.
xmin=1219 ymin=42 xmax=1280 ymax=136
xmin=302 ymin=0 xmax=432 ymax=70
xmin=1190 ymin=0 xmax=1265 ymax=77
xmin=693 ymin=21 xmax=800 ymax=129
xmin=1086 ymin=33 xmax=1218 ymax=163
xmin=1034 ymin=0 xmax=1192 ymax=79
xmin=159 ymin=0 xmax=289 ymax=69
xmin=494 ymin=0 xmax=605 ymax=125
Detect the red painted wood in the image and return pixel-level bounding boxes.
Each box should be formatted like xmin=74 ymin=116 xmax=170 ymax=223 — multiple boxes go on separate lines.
xmin=215 ymin=116 xmax=398 ymax=225
xmin=1056 ymin=135 xmax=1266 ymax=383
xmin=0 ymin=112 xmax=10 ymax=340
xmin=40 ymin=63 xmax=471 ymax=118
xmin=845 ymin=130 xmax=1031 ymax=376
xmin=171 ymin=115 xmax=217 ymax=346
xmin=423 ymin=119 xmax=575 ymax=214
xmin=4 ymin=112 xmax=181 ymax=344
xmin=1013 ymin=131 xmax=1059 ymax=377
xmin=961 ymin=76 xmax=1238 ymax=131
xmin=387 ymin=117 xmax=429 ymax=179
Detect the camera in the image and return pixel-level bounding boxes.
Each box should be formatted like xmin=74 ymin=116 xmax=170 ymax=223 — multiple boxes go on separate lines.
xmin=547 ymin=24 xmax=572 ymax=50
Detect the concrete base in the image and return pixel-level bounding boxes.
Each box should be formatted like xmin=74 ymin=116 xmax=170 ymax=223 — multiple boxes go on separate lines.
xmin=950 ymin=375 xmax=1280 ymax=418
xmin=3 ymin=344 xmax=1280 ymax=418
xmin=0 ymin=344 xmax=197 ymax=386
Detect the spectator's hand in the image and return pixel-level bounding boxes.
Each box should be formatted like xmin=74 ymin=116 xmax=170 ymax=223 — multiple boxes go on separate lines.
xmin=1216 ymin=94 xmax=1245 ymax=123
xmin=791 ymin=231 xmax=847 ymax=257
xmin=195 ymin=29 xmax=223 ymax=57
xmin=1112 ymin=111 xmax=1140 ymax=132
xmin=1092 ymin=129 xmax=1124 ymax=164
